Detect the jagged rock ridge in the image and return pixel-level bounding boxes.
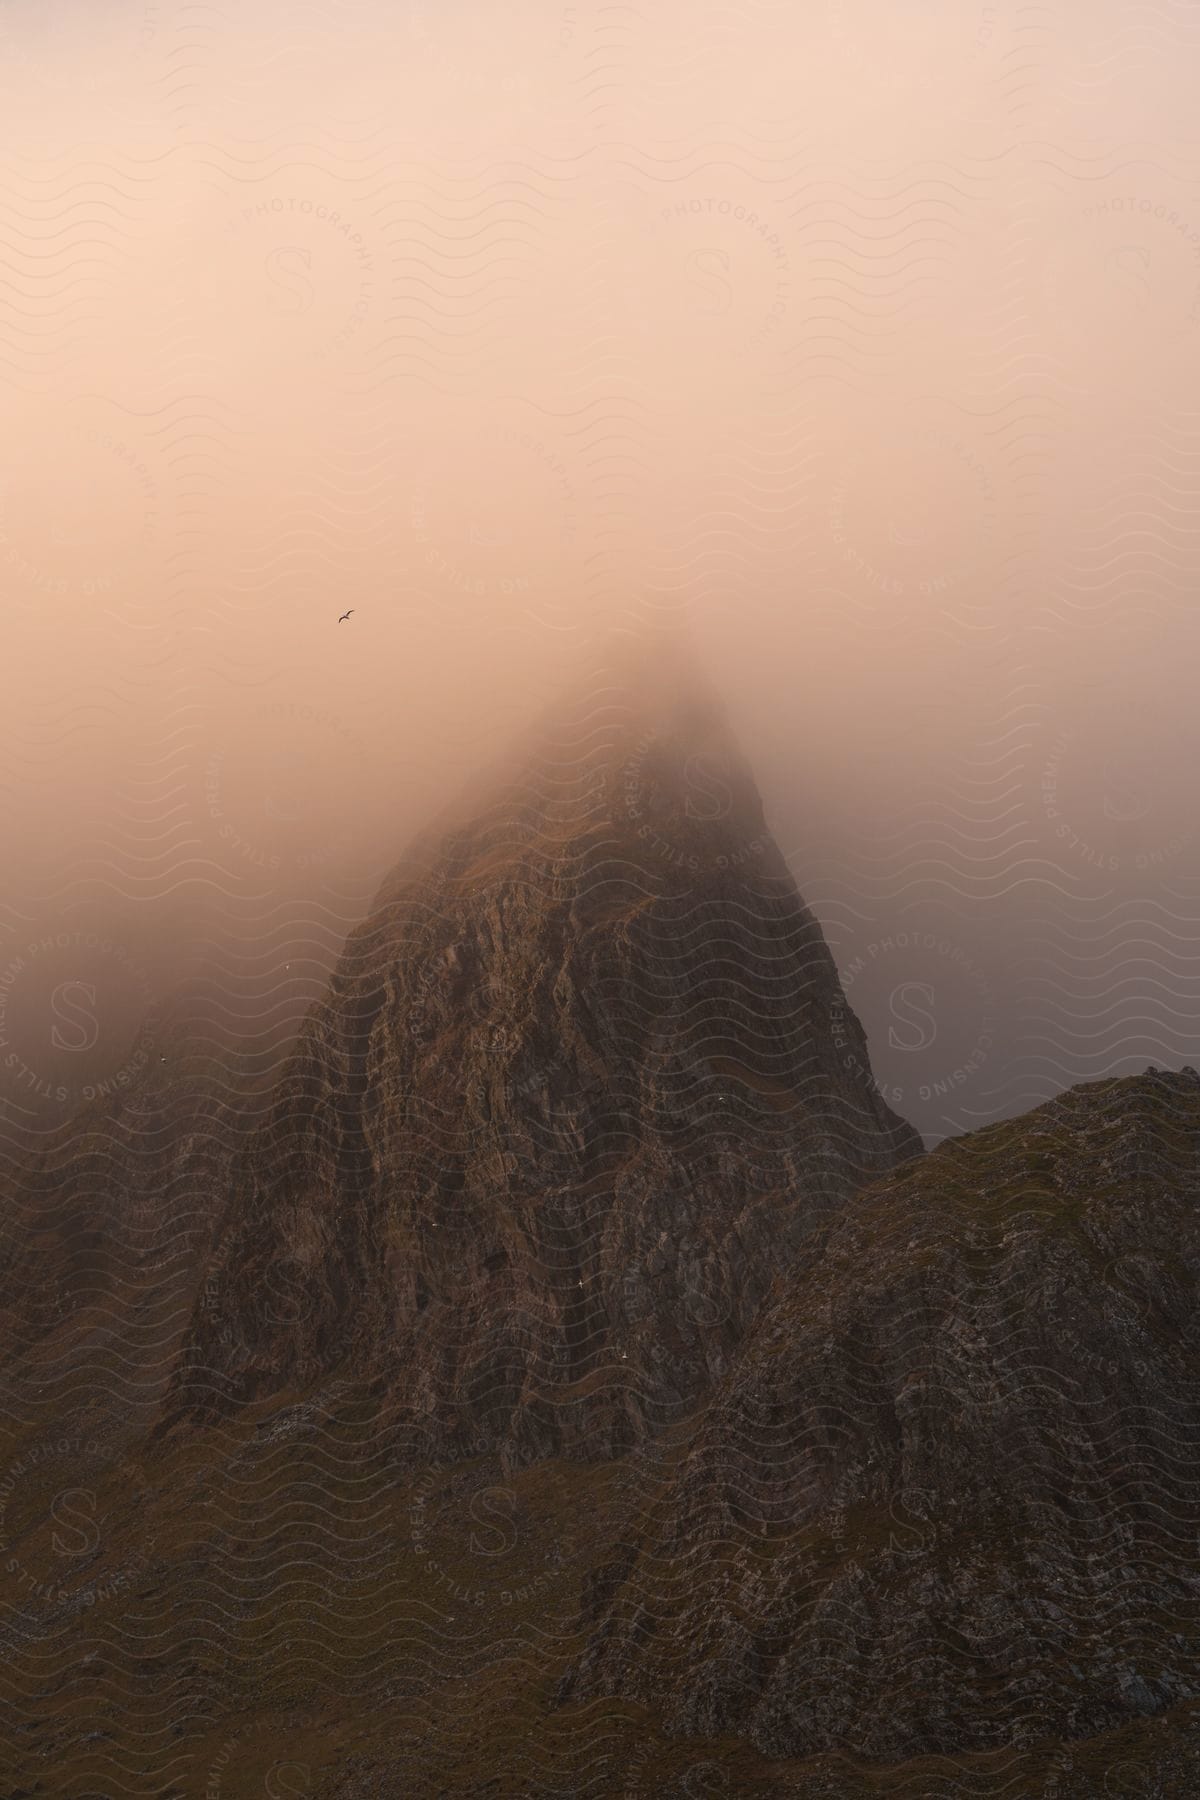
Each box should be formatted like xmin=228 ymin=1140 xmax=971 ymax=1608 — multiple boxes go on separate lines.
xmin=169 ymin=642 xmax=920 ymax=1464
xmin=562 ymin=1067 xmax=1200 ymax=1762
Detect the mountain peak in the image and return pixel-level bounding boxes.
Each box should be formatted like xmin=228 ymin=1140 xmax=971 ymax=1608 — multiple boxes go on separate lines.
xmin=169 ymin=647 xmax=918 ymax=1460
xmin=376 ymin=632 xmax=771 ymax=908
xmin=541 ymin=626 xmax=734 ymax=751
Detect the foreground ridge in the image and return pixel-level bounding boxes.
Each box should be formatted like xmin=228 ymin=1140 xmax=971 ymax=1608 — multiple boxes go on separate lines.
xmin=562 ymin=1068 xmax=1200 ymax=1767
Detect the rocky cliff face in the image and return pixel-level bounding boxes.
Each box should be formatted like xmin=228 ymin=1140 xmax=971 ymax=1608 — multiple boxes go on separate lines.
xmin=0 ymin=988 xmax=273 ymax=1438
xmin=562 ymin=1067 xmax=1200 ymax=1762
xmin=7 ymin=654 xmax=1200 ymax=1796
xmin=167 ymin=644 xmax=920 ymax=1463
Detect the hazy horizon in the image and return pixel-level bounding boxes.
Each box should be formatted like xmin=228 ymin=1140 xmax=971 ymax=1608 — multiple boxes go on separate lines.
xmin=4 ymin=0 xmax=1200 ymax=1144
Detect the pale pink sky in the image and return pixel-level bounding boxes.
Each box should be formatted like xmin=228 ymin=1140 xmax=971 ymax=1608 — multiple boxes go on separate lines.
xmin=3 ymin=0 xmax=1200 ymax=1139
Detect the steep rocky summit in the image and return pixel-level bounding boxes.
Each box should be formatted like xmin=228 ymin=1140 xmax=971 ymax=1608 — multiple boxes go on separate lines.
xmin=8 ymin=650 xmax=1200 ymax=1796
xmin=168 ymin=643 xmax=920 ymax=1463
xmin=562 ymin=1067 xmax=1200 ymax=1765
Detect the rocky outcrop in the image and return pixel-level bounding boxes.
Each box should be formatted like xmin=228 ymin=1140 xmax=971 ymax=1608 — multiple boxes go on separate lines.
xmin=167 ymin=641 xmax=920 ymax=1463
xmin=562 ymin=1068 xmax=1200 ymax=1761
xmin=0 ymin=986 xmax=274 ymax=1434
xmin=7 ymin=652 xmax=1200 ymax=1796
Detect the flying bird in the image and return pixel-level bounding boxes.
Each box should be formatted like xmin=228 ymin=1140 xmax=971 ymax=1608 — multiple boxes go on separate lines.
xmin=338 ymin=609 xmax=354 ymax=623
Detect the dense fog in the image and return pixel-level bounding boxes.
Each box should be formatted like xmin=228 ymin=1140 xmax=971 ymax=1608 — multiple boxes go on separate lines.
xmin=4 ymin=0 xmax=1200 ymax=1142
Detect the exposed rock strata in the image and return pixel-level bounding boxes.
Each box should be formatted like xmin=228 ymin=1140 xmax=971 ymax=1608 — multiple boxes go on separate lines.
xmin=168 ymin=646 xmax=920 ymax=1463
xmin=562 ymin=1068 xmax=1200 ymax=1761
xmin=0 ymin=991 xmax=273 ymax=1433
